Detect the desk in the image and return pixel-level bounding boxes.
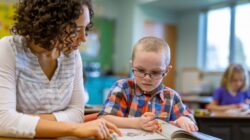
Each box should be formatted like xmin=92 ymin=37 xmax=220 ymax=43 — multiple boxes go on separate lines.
xmin=195 ymin=111 xmax=250 ymax=140
xmin=84 ymin=105 xmax=102 ymax=115
xmin=181 ymin=95 xmax=212 ymax=109
xmin=0 ymin=137 xmax=94 ymax=140
xmin=0 ymin=138 xmax=54 ymax=140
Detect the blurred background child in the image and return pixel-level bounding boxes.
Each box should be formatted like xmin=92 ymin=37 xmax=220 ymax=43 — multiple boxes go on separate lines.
xmin=207 ymin=64 xmax=250 ymax=112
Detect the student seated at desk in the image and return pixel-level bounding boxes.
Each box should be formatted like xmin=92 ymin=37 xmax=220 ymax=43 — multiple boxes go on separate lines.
xmin=207 ymin=64 xmax=250 ymax=112
xmin=98 ymin=36 xmax=198 ymax=133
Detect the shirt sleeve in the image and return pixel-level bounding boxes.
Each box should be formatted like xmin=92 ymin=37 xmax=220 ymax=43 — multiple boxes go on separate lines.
xmin=53 ymin=50 xmax=85 ymax=123
xmin=0 ymin=36 xmax=40 ymax=138
xmin=99 ymin=81 xmax=128 ymax=117
xmin=170 ymin=90 xmax=195 ymax=122
xmin=212 ymin=87 xmax=222 ymax=102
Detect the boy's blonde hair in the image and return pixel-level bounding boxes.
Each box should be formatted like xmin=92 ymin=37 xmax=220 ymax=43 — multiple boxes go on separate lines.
xmin=221 ymin=64 xmax=249 ymax=91
xmin=131 ymin=36 xmax=171 ymax=66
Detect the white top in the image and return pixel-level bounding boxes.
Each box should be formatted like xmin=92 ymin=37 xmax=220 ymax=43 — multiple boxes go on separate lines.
xmin=0 ymin=36 xmax=85 ymax=138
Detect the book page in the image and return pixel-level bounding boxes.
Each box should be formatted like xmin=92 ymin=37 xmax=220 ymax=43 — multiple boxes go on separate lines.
xmin=113 ymin=128 xmax=166 ymax=140
xmin=158 ymin=119 xmax=185 ymax=139
xmin=157 ymin=119 xmax=221 ymax=140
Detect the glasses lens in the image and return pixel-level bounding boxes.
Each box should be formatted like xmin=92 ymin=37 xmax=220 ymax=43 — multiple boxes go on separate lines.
xmin=133 ymin=69 xmax=165 ymax=79
xmin=133 ymin=69 xmax=144 ymax=78
xmin=151 ymin=72 xmax=164 ymax=79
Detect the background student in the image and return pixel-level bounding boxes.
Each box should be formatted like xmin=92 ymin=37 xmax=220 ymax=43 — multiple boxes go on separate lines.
xmin=206 ymin=64 xmax=250 ymax=112
xmin=0 ymin=0 xmax=121 ymax=139
xmin=99 ymin=36 xmax=198 ymax=133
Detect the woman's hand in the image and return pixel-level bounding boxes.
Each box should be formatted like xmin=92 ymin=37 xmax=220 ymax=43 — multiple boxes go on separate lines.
xmin=137 ymin=112 xmax=159 ymax=132
xmin=72 ymin=118 xmax=122 ymax=140
xmin=174 ymin=116 xmax=198 ymax=133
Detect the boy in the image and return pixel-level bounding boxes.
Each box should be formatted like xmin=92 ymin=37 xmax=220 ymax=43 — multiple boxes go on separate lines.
xmin=99 ymin=36 xmax=198 ymax=133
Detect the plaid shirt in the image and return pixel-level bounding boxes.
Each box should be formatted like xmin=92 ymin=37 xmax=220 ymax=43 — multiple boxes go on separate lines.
xmin=99 ymin=79 xmax=194 ymax=122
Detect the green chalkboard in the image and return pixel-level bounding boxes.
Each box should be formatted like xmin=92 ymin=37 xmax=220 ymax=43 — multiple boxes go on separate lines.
xmin=81 ymin=17 xmax=115 ymax=74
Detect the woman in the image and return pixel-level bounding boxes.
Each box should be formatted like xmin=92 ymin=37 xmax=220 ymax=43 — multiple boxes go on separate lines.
xmin=0 ymin=0 xmax=121 ymax=139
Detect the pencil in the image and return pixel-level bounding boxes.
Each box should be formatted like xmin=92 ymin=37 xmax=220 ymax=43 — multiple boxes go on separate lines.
xmin=155 ymin=114 xmax=167 ymax=119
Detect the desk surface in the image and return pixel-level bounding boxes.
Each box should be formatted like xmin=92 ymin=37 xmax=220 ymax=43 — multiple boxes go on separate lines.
xmin=0 ymin=137 xmax=94 ymax=140
xmin=0 ymin=138 xmax=54 ymax=140
xmin=195 ymin=110 xmax=250 ymax=119
xmin=84 ymin=105 xmax=102 ymax=115
xmin=181 ymin=95 xmax=212 ymax=104
xmin=195 ymin=110 xmax=250 ymax=140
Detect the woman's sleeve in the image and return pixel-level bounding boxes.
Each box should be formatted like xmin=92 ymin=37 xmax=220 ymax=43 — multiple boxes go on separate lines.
xmin=0 ymin=37 xmax=40 ymax=138
xmin=53 ymin=50 xmax=85 ymax=123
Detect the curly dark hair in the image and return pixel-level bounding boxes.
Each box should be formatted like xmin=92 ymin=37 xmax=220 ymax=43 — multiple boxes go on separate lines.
xmin=11 ymin=0 xmax=94 ymax=51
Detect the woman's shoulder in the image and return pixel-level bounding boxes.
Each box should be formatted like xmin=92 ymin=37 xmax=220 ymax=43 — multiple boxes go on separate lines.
xmin=0 ymin=36 xmax=16 ymax=55
xmin=0 ymin=35 xmax=25 ymax=50
xmin=0 ymin=36 xmax=13 ymax=45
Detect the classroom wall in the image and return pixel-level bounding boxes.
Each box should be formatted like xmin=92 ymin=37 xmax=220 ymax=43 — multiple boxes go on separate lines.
xmin=175 ymin=10 xmax=200 ymax=90
xmin=93 ymin=0 xmax=227 ymax=92
xmin=93 ymin=0 xmax=135 ymax=74
xmin=93 ymin=0 xmax=178 ymax=75
xmin=133 ymin=5 xmax=177 ymax=44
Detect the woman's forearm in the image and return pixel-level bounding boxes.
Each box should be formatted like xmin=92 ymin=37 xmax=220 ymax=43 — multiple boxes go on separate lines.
xmin=34 ymin=114 xmax=57 ymax=121
xmin=35 ymin=119 xmax=76 ymax=138
xmin=100 ymin=115 xmax=139 ymax=129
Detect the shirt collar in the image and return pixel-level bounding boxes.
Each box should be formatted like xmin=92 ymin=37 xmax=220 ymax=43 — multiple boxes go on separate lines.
xmin=133 ymin=81 xmax=165 ymax=102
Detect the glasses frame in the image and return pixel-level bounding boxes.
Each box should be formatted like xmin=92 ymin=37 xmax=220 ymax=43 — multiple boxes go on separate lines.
xmin=132 ymin=68 xmax=166 ymax=80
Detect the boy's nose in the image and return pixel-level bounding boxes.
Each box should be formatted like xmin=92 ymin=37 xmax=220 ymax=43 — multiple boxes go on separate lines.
xmin=143 ymin=73 xmax=152 ymax=79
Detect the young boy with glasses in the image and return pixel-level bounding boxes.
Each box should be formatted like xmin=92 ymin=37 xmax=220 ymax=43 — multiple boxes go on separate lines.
xmin=99 ymin=36 xmax=198 ymax=133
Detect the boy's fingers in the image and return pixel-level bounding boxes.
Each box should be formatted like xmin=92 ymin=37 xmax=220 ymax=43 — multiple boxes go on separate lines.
xmin=145 ymin=119 xmax=157 ymax=126
xmin=143 ymin=112 xmax=155 ymax=117
xmin=193 ymin=124 xmax=199 ymax=131
xmin=183 ymin=123 xmax=191 ymax=133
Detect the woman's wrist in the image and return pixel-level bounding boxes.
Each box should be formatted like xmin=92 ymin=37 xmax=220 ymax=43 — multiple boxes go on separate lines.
xmin=65 ymin=123 xmax=79 ymax=137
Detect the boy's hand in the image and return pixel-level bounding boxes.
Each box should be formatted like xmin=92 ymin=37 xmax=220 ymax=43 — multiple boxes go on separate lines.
xmin=174 ymin=116 xmax=198 ymax=133
xmin=138 ymin=112 xmax=159 ymax=132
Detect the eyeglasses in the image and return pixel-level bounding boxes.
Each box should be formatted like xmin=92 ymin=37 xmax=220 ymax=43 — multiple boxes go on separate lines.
xmin=132 ymin=68 xmax=166 ymax=80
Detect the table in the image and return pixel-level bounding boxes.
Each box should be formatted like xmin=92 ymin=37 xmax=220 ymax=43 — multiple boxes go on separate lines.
xmin=0 ymin=137 xmax=94 ymax=140
xmin=195 ymin=111 xmax=250 ymax=140
xmin=84 ymin=105 xmax=102 ymax=115
xmin=181 ymin=95 xmax=212 ymax=109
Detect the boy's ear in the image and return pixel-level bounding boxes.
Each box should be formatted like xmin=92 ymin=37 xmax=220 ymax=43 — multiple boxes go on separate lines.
xmin=129 ymin=60 xmax=133 ymax=66
xmin=165 ymin=65 xmax=172 ymax=75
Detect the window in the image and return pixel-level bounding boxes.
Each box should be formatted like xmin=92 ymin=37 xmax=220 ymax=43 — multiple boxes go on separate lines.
xmin=206 ymin=8 xmax=230 ymax=71
xmin=235 ymin=3 xmax=250 ymax=67
xmin=203 ymin=2 xmax=250 ymax=71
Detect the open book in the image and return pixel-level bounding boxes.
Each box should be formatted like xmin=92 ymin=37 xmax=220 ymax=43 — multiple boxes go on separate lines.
xmin=111 ymin=119 xmax=221 ymax=140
